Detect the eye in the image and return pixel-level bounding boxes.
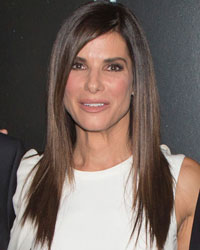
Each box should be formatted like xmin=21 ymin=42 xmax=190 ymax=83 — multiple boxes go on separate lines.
xmin=71 ymin=62 xmax=87 ymax=70
xmin=107 ymin=64 xmax=124 ymax=72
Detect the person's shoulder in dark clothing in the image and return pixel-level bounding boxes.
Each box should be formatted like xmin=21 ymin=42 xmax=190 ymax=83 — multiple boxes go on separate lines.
xmin=0 ymin=133 xmax=25 ymax=250
xmin=190 ymin=191 xmax=200 ymax=250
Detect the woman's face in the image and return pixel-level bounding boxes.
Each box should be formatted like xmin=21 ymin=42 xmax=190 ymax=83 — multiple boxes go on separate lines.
xmin=64 ymin=32 xmax=133 ymax=133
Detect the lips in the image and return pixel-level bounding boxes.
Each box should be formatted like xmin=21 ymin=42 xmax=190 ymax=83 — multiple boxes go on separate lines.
xmin=80 ymin=100 xmax=109 ymax=113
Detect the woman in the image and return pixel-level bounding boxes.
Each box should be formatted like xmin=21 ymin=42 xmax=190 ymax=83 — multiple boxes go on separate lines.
xmin=8 ymin=1 xmax=200 ymax=250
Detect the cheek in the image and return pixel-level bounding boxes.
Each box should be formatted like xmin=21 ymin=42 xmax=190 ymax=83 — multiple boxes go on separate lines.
xmin=65 ymin=72 xmax=78 ymax=95
xmin=64 ymin=77 xmax=76 ymax=112
xmin=64 ymin=72 xmax=82 ymax=107
xmin=110 ymin=77 xmax=132 ymax=100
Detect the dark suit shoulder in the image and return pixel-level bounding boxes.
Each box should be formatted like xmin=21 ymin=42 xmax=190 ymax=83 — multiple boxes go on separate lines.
xmin=190 ymin=191 xmax=200 ymax=250
xmin=0 ymin=133 xmax=24 ymax=154
xmin=0 ymin=134 xmax=25 ymax=250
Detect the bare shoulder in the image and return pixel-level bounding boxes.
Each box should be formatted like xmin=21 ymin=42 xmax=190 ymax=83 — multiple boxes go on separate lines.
xmin=177 ymin=157 xmax=200 ymax=198
xmin=175 ymin=157 xmax=200 ymax=250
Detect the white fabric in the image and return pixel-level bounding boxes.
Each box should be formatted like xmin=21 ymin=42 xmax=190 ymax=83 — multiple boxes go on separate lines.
xmin=8 ymin=145 xmax=185 ymax=250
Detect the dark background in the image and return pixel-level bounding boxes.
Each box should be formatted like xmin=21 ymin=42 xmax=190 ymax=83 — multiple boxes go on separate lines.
xmin=0 ymin=0 xmax=200 ymax=161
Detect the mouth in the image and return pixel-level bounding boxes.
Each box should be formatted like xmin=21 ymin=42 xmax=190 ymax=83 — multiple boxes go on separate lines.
xmin=80 ymin=100 xmax=109 ymax=113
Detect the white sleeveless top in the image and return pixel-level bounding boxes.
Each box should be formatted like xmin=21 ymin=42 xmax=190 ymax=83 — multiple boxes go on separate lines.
xmin=8 ymin=145 xmax=185 ymax=250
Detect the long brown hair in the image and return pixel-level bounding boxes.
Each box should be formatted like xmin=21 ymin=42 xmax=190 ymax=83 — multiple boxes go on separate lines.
xmin=23 ymin=1 xmax=173 ymax=249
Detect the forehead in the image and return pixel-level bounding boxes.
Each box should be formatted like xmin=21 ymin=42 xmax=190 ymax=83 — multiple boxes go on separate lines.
xmin=77 ymin=32 xmax=130 ymax=59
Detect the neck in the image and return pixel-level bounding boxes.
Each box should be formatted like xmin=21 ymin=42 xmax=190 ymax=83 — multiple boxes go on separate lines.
xmin=73 ymin=118 xmax=131 ymax=171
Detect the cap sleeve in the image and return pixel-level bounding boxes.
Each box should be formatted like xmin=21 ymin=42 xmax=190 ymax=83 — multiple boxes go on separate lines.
xmin=13 ymin=149 xmax=42 ymax=216
xmin=160 ymin=144 xmax=185 ymax=183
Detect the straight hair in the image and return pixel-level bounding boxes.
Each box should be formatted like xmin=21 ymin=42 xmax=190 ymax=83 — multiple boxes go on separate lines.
xmin=23 ymin=1 xmax=173 ymax=249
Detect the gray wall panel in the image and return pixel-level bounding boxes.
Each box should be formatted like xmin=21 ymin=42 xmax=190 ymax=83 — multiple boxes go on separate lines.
xmin=121 ymin=0 xmax=200 ymax=161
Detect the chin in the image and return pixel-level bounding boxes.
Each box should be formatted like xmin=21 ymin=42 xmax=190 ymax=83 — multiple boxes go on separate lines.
xmin=75 ymin=120 xmax=110 ymax=132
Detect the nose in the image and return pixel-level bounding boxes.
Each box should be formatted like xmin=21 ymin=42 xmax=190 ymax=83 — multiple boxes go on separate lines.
xmin=84 ymin=69 xmax=104 ymax=94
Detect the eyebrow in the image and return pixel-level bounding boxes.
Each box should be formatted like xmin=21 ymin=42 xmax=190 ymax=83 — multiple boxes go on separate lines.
xmin=74 ymin=56 xmax=128 ymax=65
xmin=74 ymin=56 xmax=87 ymax=63
xmin=104 ymin=57 xmax=128 ymax=65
